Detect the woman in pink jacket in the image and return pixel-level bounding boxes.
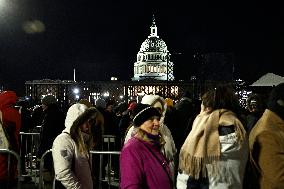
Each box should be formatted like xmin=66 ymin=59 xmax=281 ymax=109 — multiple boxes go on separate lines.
xmin=120 ymin=103 xmax=173 ymax=189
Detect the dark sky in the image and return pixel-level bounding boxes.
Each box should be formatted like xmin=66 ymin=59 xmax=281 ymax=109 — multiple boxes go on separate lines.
xmin=0 ymin=0 xmax=284 ymax=96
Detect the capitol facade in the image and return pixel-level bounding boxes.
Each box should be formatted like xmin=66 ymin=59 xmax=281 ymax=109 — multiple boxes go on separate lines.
xmin=132 ymin=16 xmax=174 ymax=81
xmin=25 ymin=16 xmax=229 ymax=107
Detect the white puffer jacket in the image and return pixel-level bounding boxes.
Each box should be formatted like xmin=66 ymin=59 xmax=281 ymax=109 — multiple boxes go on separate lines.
xmin=52 ymin=103 xmax=93 ymax=189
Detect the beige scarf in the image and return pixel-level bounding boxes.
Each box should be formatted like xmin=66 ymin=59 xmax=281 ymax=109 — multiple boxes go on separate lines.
xmin=179 ymin=109 xmax=246 ymax=179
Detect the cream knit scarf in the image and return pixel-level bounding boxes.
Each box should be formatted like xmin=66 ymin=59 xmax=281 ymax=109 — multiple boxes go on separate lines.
xmin=179 ymin=109 xmax=246 ymax=179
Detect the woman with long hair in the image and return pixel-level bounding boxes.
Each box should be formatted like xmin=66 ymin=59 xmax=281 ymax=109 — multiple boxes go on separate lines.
xmin=177 ymin=85 xmax=248 ymax=189
xmin=52 ymin=103 xmax=101 ymax=188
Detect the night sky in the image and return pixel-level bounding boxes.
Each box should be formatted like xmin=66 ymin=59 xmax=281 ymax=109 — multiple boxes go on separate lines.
xmin=0 ymin=0 xmax=283 ymax=96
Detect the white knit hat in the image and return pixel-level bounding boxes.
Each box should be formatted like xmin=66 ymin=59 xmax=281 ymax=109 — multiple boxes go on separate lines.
xmin=64 ymin=103 xmax=88 ymax=131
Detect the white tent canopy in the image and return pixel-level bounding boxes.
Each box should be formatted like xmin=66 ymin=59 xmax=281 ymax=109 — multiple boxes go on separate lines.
xmin=250 ymin=73 xmax=284 ymax=87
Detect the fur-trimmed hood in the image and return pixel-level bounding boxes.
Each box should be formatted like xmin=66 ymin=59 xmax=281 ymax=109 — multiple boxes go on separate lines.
xmin=141 ymin=94 xmax=167 ymax=123
xmin=64 ymin=103 xmax=88 ymax=133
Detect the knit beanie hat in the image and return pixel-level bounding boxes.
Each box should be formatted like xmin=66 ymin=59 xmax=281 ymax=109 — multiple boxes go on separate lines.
xmin=41 ymin=95 xmax=57 ymax=106
xmin=65 ymin=103 xmax=88 ymax=131
xmin=133 ymin=103 xmax=161 ymax=127
xmin=267 ymin=83 xmax=284 ymax=120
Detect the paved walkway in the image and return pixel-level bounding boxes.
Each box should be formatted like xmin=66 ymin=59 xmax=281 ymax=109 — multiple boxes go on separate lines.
xmin=21 ymin=181 xmax=38 ymax=189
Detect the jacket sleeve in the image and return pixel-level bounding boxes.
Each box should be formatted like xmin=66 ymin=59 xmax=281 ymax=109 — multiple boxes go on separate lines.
xmin=254 ymin=131 xmax=284 ymax=188
xmin=52 ymin=134 xmax=81 ymax=189
xmin=120 ymin=144 xmax=144 ymax=189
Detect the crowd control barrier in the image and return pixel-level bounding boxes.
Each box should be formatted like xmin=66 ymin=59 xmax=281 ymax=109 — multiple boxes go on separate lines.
xmin=0 ymin=148 xmax=22 ymax=189
xmin=102 ymin=135 xmax=117 ymax=151
xmin=38 ymin=149 xmax=121 ymax=189
xmin=90 ymin=150 xmax=121 ymax=189
xmin=19 ymin=131 xmax=41 ymax=184
xmin=39 ymin=149 xmax=52 ymax=189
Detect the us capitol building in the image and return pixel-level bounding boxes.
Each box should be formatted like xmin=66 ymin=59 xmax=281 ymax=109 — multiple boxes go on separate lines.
xmin=25 ymin=16 xmax=230 ymax=107
xmin=132 ymin=16 xmax=174 ymax=81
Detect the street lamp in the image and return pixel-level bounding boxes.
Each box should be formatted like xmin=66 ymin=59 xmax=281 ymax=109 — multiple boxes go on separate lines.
xmin=73 ymin=88 xmax=80 ymax=100
xmin=73 ymin=88 xmax=79 ymax=94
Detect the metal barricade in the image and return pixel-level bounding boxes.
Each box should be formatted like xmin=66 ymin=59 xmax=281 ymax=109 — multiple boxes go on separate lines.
xmin=0 ymin=149 xmax=22 ymax=189
xmin=38 ymin=149 xmax=121 ymax=189
xmin=39 ymin=149 xmax=52 ymax=189
xmin=19 ymin=131 xmax=41 ymax=184
xmin=90 ymin=151 xmax=121 ymax=189
xmin=102 ymin=135 xmax=116 ymax=151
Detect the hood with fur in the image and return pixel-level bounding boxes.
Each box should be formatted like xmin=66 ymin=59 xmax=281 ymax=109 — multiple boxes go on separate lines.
xmin=141 ymin=94 xmax=167 ymax=123
xmin=64 ymin=103 xmax=88 ymax=133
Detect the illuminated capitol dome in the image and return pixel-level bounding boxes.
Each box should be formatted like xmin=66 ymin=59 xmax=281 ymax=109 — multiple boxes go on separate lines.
xmin=132 ymin=15 xmax=174 ymax=81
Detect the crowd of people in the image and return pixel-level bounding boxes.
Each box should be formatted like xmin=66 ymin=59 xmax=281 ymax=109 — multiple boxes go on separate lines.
xmin=0 ymin=82 xmax=283 ymax=189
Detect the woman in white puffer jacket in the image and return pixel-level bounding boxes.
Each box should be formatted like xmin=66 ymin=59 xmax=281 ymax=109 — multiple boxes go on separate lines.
xmin=52 ymin=103 xmax=101 ymax=189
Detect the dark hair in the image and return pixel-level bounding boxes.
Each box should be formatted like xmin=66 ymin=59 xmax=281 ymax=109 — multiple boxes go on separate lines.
xmin=182 ymin=91 xmax=191 ymax=98
xmin=202 ymin=85 xmax=242 ymax=115
xmin=114 ymin=102 xmax=128 ymax=114
xmin=201 ymin=89 xmax=215 ymax=108
xmin=267 ymin=83 xmax=284 ymax=119
xmin=247 ymin=93 xmax=266 ymax=112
